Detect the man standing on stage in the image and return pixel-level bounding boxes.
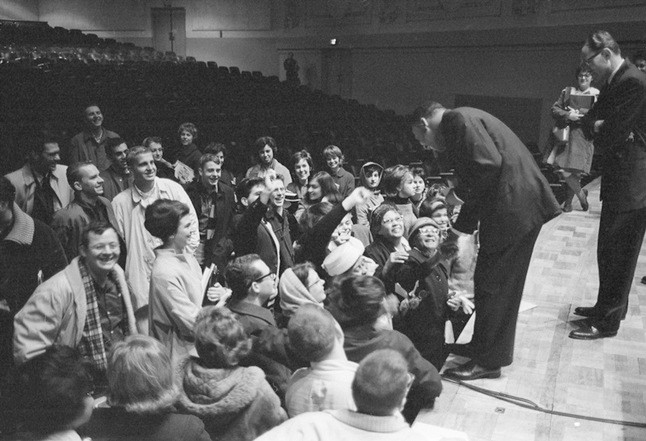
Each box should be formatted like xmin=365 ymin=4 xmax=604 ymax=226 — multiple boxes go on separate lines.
xmin=411 ymin=102 xmax=560 ymax=380
xmin=570 ymin=31 xmax=646 ymax=339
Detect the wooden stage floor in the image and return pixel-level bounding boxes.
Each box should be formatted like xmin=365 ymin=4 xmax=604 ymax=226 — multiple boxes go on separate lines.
xmin=416 ymin=178 xmax=646 ymax=441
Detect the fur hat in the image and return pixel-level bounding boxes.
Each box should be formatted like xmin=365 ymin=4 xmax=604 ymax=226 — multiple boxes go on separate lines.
xmin=322 ymin=238 xmax=365 ymax=277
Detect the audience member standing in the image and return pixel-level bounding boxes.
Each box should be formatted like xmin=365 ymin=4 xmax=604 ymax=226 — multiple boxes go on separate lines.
xmin=69 ymin=104 xmax=120 ymax=171
xmin=246 ymin=136 xmax=292 ymax=186
xmin=411 ymin=101 xmax=560 ymax=380
xmin=0 ymin=178 xmax=67 ymax=380
xmin=5 ymin=132 xmax=73 ymax=225
xmin=51 ymin=162 xmax=123 ymax=266
xmin=176 ymin=122 xmax=202 ymax=177
xmin=100 ymin=137 xmax=131 ymax=201
xmin=323 ymin=145 xmax=355 ymax=198
xmin=570 ymin=31 xmax=646 ymax=340
xmin=112 ymin=146 xmax=198 ymax=330
xmin=14 ymin=222 xmax=137 ymax=387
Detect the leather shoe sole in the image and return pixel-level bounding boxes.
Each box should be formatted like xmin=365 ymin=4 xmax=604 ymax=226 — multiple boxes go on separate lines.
xmin=573 ymin=306 xmax=596 ymax=318
xmin=442 ymin=362 xmax=501 ymax=381
xmin=569 ymin=325 xmax=617 ymax=340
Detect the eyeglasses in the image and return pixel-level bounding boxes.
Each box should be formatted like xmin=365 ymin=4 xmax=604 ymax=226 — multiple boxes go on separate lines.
xmin=255 ymin=272 xmax=276 ymax=283
xmin=582 ymin=50 xmax=602 ymax=66
xmin=382 ymin=215 xmax=403 ymax=225
xmin=418 ymin=227 xmax=440 ymax=237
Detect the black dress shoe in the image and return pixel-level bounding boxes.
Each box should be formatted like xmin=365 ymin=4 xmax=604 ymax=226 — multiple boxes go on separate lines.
xmin=573 ymin=306 xmax=597 ymax=318
xmin=442 ymin=360 xmax=501 ymax=381
xmin=569 ymin=324 xmax=617 ymax=340
xmin=580 ymin=189 xmax=589 ymax=211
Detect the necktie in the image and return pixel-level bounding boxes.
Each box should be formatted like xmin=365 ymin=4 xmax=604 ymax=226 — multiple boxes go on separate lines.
xmin=32 ymin=172 xmax=56 ymax=224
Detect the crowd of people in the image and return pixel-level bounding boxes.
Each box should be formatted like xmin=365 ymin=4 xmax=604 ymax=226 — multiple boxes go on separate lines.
xmin=0 ymin=28 xmax=644 ymax=441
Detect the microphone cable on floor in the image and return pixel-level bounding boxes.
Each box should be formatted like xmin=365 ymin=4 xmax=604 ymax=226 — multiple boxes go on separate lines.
xmin=442 ymin=376 xmax=646 ymax=428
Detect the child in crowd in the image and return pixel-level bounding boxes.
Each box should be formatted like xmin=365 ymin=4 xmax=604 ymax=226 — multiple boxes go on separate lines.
xmin=323 ymin=145 xmax=355 ymax=198
xmin=178 ymin=306 xmax=287 ymax=441
xmin=380 ymin=165 xmax=417 ymax=238
xmin=410 ymin=165 xmax=427 ymax=215
xmin=355 ymin=161 xmax=384 ymax=227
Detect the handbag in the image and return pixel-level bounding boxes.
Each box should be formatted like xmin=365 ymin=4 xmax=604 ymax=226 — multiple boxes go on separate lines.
xmin=552 ymin=124 xmax=570 ymax=143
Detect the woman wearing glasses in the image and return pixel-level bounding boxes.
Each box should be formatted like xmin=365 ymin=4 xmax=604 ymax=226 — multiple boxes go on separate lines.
xmin=548 ymin=65 xmax=599 ymax=212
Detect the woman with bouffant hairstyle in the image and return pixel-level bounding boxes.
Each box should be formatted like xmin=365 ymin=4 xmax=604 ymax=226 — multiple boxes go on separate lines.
xmin=177 ymin=306 xmax=287 ymax=441
xmin=78 ymin=335 xmax=211 ymax=441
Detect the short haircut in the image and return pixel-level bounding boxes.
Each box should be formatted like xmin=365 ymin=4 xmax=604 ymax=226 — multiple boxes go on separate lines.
xmin=288 ymin=304 xmax=337 ymax=363
xmin=352 ymin=349 xmax=409 ymax=416
xmin=80 ymin=221 xmax=117 ymax=249
xmin=274 ymin=173 xmax=286 ymax=184
xmin=142 ymin=136 xmax=162 ymax=148
xmin=194 ymin=306 xmax=252 ymax=368
xmin=126 ymin=145 xmax=152 ymax=168
xmin=105 ymin=137 xmax=127 ymax=157
xmin=419 ymin=197 xmax=447 ymax=219
xmin=204 ymin=142 xmax=227 ymax=156
xmin=323 ymin=145 xmax=344 ymax=164
xmin=326 ymin=275 xmax=386 ymax=327
xmin=291 ymin=149 xmax=313 ymax=169
xmin=29 ymin=130 xmax=60 ymax=155
xmin=178 ymin=122 xmax=198 ymax=139
xmin=66 ymin=161 xmax=95 ymax=188
xmin=254 ymin=136 xmax=277 ymax=155
xmin=0 ymin=176 xmax=16 ymax=205
xmin=381 ymin=165 xmax=411 ymax=197
xmin=225 ymin=254 xmax=264 ymax=303
xmin=299 ymin=201 xmax=334 ymax=232
xmin=575 ymin=65 xmax=592 ymax=79
xmin=585 ymin=30 xmax=620 ymax=55
xmin=410 ymin=101 xmax=446 ymax=123
xmin=144 ymin=199 xmax=190 ymax=242
xmin=199 ymin=153 xmax=221 ymax=168
xmin=13 ymin=345 xmax=93 ymax=433
xmin=107 ymin=335 xmax=179 ymax=414
xmin=291 ymin=261 xmax=316 ymax=286
xmin=410 ymin=165 xmax=425 ymax=179
xmin=235 ymin=177 xmax=265 ymax=201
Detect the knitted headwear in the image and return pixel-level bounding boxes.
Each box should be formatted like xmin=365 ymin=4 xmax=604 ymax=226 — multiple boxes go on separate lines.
xmin=279 ymin=267 xmax=325 ymax=317
xmin=322 ymin=238 xmax=365 ymax=277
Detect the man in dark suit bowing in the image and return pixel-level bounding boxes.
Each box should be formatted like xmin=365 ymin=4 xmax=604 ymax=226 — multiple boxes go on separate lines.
xmin=570 ymin=31 xmax=646 ymax=339
xmin=411 ymin=102 xmax=560 ymax=380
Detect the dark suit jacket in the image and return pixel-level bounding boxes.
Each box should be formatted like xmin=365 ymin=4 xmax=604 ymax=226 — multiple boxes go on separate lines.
xmin=584 ymin=60 xmax=646 ymax=213
xmin=440 ymin=107 xmax=560 ymax=255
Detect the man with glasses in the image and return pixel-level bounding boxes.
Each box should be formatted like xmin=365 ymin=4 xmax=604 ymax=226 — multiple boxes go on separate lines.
xmin=570 ymin=31 xmax=646 ymax=340
xmin=410 ymin=101 xmax=560 ymax=380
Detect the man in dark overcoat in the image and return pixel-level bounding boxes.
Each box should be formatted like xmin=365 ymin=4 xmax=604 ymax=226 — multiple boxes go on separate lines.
xmin=571 ymin=31 xmax=646 ymax=339
xmin=411 ymin=102 xmax=560 ymax=380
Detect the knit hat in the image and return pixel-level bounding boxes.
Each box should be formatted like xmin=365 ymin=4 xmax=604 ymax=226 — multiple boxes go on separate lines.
xmin=408 ymin=217 xmax=441 ymax=242
xmin=279 ymin=268 xmax=325 ymax=317
xmin=322 ymin=238 xmax=365 ymax=277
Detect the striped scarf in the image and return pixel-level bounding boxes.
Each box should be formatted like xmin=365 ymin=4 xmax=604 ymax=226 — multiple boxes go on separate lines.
xmin=78 ymin=259 xmax=109 ymax=374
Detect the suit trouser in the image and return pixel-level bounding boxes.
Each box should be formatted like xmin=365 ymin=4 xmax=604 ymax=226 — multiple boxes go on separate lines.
xmin=593 ymin=204 xmax=646 ymax=331
xmin=472 ymin=224 xmax=542 ymax=368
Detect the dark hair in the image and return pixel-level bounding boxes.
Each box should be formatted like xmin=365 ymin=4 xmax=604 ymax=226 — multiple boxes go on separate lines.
xmin=575 ymin=65 xmax=592 ymax=79
xmin=291 ymin=149 xmax=313 ymax=170
xmin=410 ymin=101 xmax=446 ymax=124
xmin=105 ymin=137 xmax=127 ymax=157
xmin=254 ymin=136 xmax=277 ymax=155
xmin=28 ymin=130 xmax=60 ymax=155
xmin=178 ymin=122 xmax=198 ymax=139
xmin=142 ymin=136 xmax=162 ymax=148
xmin=80 ymin=221 xmax=117 ymax=248
xmin=419 ymin=197 xmax=447 ymax=218
xmin=235 ymin=177 xmax=266 ymax=201
xmin=299 ymin=201 xmax=334 ymax=232
xmin=204 ymin=142 xmax=227 ymax=156
xmin=194 ymin=306 xmax=252 ymax=368
xmin=323 ymin=145 xmax=344 ymax=165
xmin=326 ymin=275 xmax=386 ymax=327
xmin=305 ymin=171 xmax=340 ymax=204
xmin=363 ymin=163 xmax=381 ymax=176
xmin=0 ymin=176 xmax=17 ymax=205
xmin=225 ymin=254 xmax=264 ymax=303
xmin=352 ymin=349 xmax=409 ymax=416
xmin=381 ymin=165 xmax=411 ymax=197
xmin=144 ymin=199 xmax=190 ymax=242
xmin=66 ymin=161 xmax=95 ymax=188
xmin=288 ymin=304 xmax=337 ymax=363
xmin=633 ymin=49 xmax=646 ymax=63
xmin=369 ymin=204 xmax=400 ymax=237
xmin=410 ymin=165 xmax=425 ymax=179
xmin=13 ymin=345 xmax=93 ymax=433
xmin=585 ymin=30 xmax=620 ymax=55
xmin=291 ymin=261 xmax=316 ymax=286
